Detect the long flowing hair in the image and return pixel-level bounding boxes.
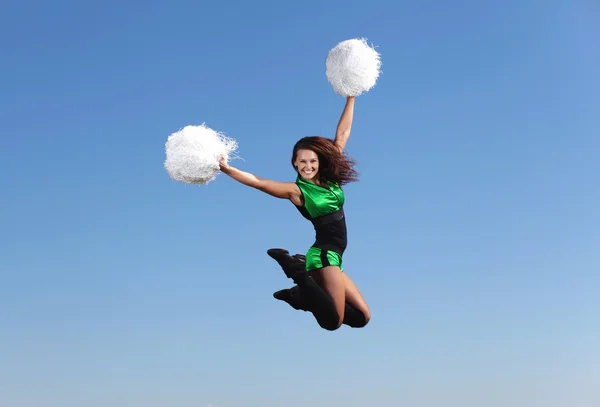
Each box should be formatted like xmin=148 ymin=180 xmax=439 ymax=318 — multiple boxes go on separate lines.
xmin=291 ymin=136 xmax=359 ymax=185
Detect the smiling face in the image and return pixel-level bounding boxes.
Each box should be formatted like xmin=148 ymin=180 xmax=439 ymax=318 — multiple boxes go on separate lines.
xmin=293 ymin=148 xmax=320 ymax=182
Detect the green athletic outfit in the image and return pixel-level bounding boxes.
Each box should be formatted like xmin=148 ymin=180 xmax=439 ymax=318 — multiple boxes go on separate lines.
xmin=294 ymin=175 xmax=347 ymax=272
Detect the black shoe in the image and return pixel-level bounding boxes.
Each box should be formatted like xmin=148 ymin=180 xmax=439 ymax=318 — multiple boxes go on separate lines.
xmin=273 ymin=285 xmax=309 ymax=311
xmin=267 ymin=248 xmax=307 ymax=280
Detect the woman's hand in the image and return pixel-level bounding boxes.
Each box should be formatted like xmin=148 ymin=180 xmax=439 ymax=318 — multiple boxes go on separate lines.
xmin=219 ymin=157 xmax=230 ymax=173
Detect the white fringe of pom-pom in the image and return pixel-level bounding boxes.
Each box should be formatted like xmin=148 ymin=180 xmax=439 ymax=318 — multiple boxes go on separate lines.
xmin=164 ymin=124 xmax=238 ymax=185
xmin=326 ymin=38 xmax=381 ymax=97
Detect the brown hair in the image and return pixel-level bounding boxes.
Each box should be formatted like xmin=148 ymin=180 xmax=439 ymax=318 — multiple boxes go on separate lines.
xmin=291 ymin=136 xmax=359 ymax=185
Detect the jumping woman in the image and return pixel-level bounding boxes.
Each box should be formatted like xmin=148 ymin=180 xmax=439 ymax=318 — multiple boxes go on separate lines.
xmin=219 ymin=96 xmax=370 ymax=331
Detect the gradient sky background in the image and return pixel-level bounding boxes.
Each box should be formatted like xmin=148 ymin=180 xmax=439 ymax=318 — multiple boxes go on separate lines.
xmin=1 ymin=0 xmax=599 ymax=406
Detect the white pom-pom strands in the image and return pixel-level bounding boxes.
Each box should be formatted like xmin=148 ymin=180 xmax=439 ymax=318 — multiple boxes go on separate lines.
xmin=164 ymin=124 xmax=238 ymax=185
xmin=326 ymin=38 xmax=381 ymax=97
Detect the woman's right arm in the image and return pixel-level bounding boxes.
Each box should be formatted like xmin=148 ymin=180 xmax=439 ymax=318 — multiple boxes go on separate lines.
xmin=219 ymin=158 xmax=300 ymax=201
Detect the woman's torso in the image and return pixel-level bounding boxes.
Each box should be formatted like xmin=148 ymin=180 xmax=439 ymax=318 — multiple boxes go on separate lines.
xmin=294 ymin=176 xmax=347 ymax=253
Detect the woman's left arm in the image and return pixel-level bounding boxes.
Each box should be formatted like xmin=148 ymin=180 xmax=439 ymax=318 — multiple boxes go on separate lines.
xmin=333 ymin=96 xmax=355 ymax=153
xmin=219 ymin=158 xmax=300 ymax=201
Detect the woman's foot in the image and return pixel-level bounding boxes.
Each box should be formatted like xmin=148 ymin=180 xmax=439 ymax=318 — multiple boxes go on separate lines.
xmin=273 ymin=285 xmax=309 ymax=311
xmin=266 ymin=248 xmax=307 ymax=280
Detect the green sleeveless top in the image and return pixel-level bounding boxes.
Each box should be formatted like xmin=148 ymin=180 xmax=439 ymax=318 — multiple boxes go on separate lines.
xmin=295 ymin=175 xmax=344 ymax=219
xmin=294 ymin=175 xmax=348 ymax=252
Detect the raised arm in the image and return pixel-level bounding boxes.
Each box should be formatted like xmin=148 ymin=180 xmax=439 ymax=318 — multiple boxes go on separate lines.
xmin=333 ymin=96 xmax=356 ymax=153
xmin=219 ymin=158 xmax=301 ymax=202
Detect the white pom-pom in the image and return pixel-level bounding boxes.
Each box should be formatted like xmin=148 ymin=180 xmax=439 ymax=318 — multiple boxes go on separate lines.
xmin=325 ymin=38 xmax=381 ymax=97
xmin=164 ymin=124 xmax=238 ymax=185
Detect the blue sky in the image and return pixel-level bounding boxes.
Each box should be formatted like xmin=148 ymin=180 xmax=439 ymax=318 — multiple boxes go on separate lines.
xmin=1 ymin=0 xmax=599 ymax=406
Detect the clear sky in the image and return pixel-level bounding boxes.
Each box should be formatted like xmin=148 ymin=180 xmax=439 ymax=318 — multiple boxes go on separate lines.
xmin=1 ymin=0 xmax=599 ymax=406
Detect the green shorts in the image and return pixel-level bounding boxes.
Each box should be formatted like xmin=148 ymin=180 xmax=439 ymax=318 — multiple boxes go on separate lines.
xmin=305 ymin=246 xmax=344 ymax=272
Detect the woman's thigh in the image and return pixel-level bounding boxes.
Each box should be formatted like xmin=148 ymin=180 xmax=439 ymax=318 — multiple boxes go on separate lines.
xmin=311 ymin=266 xmax=346 ymax=324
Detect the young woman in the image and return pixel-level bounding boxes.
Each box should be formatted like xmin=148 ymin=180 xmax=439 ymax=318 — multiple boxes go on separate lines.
xmin=219 ymin=96 xmax=370 ymax=331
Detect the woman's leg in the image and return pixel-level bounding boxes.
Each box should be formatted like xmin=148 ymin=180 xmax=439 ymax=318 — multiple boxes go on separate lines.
xmin=307 ymin=271 xmax=370 ymax=328
xmin=268 ymin=249 xmax=343 ymax=331
xmin=268 ymin=248 xmax=372 ymax=329
xmin=273 ymin=281 xmax=370 ymax=328
xmin=310 ymin=266 xmax=346 ymax=330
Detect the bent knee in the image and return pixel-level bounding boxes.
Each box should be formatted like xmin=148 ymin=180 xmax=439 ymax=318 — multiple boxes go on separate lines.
xmin=321 ymin=321 xmax=343 ymax=331
xmin=350 ymin=309 xmax=371 ymax=328
xmin=318 ymin=314 xmax=343 ymax=331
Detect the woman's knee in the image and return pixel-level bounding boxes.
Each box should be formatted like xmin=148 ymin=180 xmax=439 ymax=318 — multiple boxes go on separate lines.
xmin=314 ymin=302 xmax=344 ymax=331
xmin=344 ymin=306 xmax=370 ymax=328
xmin=357 ymin=311 xmax=371 ymax=328
xmin=318 ymin=313 xmax=343 ymax=331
